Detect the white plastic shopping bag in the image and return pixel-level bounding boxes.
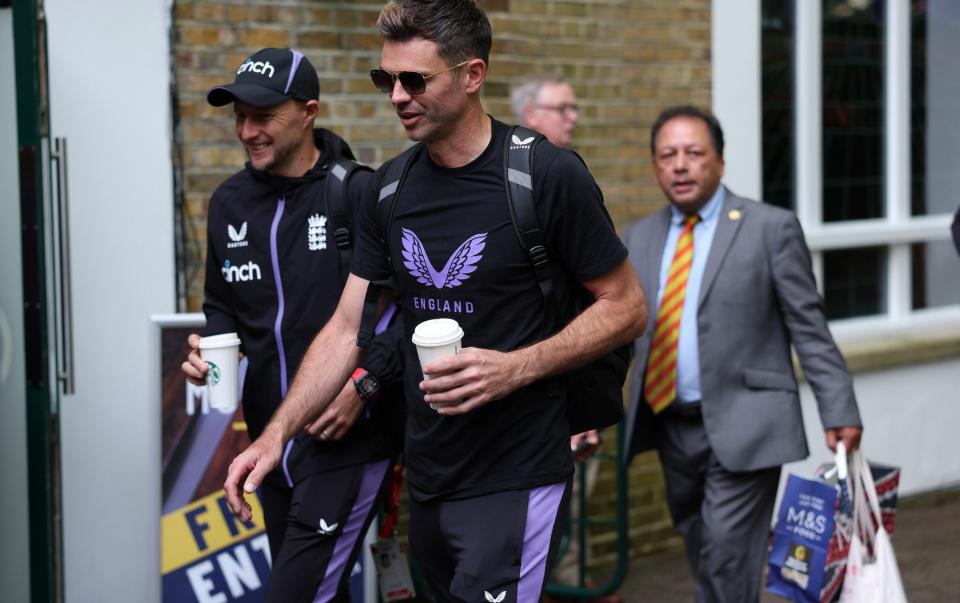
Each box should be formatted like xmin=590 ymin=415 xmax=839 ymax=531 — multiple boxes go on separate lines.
xmin=839 ymin=450 xmax=907 ymax=603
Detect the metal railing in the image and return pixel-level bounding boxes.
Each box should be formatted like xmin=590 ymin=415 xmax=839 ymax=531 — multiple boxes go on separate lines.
xmin=545 ymin=421 xmax=629 ymax=601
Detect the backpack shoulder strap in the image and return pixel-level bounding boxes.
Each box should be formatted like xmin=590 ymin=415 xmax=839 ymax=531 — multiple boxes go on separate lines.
xmin=375 ymin=143 xmax=422 ymax=249
xmin=356 ymin=143 xmax=421 ymax=348
xmin=503 ymin=125 xmax=557 ymax=334
xmin=325 ymin=159 xmax=371 ymax=282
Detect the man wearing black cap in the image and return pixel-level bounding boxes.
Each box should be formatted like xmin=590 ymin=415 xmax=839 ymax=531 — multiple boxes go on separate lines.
xmin=181 ymin=48 xmax=404 ymax=602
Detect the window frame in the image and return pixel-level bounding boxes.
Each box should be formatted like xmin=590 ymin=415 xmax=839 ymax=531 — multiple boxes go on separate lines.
xmin=713 ymin=0 xmax=959 ymax=344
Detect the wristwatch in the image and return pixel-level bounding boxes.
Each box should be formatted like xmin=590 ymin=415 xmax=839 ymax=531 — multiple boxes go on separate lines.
xmin=352 ymin=367 xmax=381 ymax=401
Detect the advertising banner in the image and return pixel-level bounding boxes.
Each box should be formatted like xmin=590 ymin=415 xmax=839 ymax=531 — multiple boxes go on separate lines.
xmin=155 ymin=316 xmax=374 ymax=602
xmin=158 ymin=318 xmax=269 ymax=602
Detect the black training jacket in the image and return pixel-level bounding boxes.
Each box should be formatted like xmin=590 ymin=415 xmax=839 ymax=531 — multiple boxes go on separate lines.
xmin=202 ymin=128 xmax=402 ymax=478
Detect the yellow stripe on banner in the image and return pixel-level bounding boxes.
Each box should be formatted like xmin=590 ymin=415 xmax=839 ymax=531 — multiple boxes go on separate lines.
xmin=161 ymin=488 xmax=266 ymax=574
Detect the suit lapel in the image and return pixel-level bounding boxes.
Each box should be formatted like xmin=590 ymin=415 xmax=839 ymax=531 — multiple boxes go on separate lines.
xmin=645 ymin=207 xmax=672 ymax=321
xmin=624 ymin=208 xmax=670 ymax=465
xmin=698 ymin=187 xmax=745 ymax=309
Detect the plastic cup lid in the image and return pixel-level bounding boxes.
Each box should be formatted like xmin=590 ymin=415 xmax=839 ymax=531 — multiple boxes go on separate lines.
xmin=411 ymin=318 xmax=463 ymax=347
xmin=199 ymin=332 xmax=241 ymax=349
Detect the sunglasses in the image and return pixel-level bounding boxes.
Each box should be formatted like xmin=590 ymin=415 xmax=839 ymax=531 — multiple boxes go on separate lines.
xmin=370 ymin=60 xmax=471 ymax=95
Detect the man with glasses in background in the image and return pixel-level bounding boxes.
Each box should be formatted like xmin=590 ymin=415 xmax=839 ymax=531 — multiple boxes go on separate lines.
xmin=512 ymin=76 xmax=579 ymax=150
xmin=223 ymin=2 xmax=646 ymax=601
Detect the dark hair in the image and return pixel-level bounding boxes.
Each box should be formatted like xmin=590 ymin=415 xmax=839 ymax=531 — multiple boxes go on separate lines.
xmin=650 ymin=105 xmax=725 ymax=158
xmin=377 ymin=0 xmax=492 ymax=66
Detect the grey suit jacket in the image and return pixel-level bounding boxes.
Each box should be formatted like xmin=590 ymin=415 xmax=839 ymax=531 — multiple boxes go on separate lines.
xmin=622 ymin=187 xmax=861 ymax=472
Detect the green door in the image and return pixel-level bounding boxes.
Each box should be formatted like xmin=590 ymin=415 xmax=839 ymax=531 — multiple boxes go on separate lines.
xmin=2 ymin=0 xmax=63 ymax=600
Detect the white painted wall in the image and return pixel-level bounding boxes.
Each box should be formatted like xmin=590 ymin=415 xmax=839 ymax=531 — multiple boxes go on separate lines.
xmin=45 ymin=1 xmax=174 ymax=601
xmin=0 ymin=8 xmax=32 ymax=603
xmin=784 ymin=357 xmax=960 ymax=496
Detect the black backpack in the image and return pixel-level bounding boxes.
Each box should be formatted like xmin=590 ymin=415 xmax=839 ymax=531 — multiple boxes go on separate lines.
xmin=326 ymin=158 xmax=392 ymax=351
xmin=324 ymin=159 xmax=372 ymax=283
xmin=371 ymin=125 xmax=630 ymax=434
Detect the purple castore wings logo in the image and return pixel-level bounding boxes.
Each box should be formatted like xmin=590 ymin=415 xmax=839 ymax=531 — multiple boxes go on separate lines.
xmin=401 ymin=227 xmax=487 ymax=289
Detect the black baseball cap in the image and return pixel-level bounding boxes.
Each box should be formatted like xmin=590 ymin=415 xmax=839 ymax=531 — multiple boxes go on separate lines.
xmin=207 ymin=48 xmax=319 ymax=108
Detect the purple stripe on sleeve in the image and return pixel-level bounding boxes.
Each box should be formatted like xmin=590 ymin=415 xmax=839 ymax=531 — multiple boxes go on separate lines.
xmin=284 ymin=50 xmax=305 ymax=94
xmin=313 ymin=459 xmax=391 ymax=602
xmin=517 ymin=481 xmax=566 ymax=602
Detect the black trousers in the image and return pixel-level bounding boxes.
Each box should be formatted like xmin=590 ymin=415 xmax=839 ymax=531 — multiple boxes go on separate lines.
xmin=259 ymin=459 xmax=393 ymax=603
xmin=409 ymin=482 xmax=569 ymax=603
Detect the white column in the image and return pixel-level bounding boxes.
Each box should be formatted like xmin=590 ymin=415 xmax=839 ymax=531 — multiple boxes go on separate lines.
xmin=795 ymin=0 xmax=822 ymax=229
xmin=712 ymin=0 xmax=762 ymax=199
xmin=886 ymin=0 xmax=912 ymax=318
xmin=795 ymin=1 xmax=825 ymax=295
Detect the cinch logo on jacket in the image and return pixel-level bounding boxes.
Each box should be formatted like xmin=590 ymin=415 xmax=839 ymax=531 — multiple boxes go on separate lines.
xmin=237 ymin=60 xmax=274 ymax=78
xmin=222 ymin=259 xmax=262 ymax=283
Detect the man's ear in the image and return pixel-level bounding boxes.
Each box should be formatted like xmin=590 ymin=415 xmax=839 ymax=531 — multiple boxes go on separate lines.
xmin=303 ymin=99 xmax=320 ymax=126
xmin=523 ymin=103 xmax=539 ymax=129
xmin=462 ymin=59 xmax=487 ymax=94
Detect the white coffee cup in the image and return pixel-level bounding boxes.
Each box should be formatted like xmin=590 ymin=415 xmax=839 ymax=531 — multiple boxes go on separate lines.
xmin=199 ymin=332 xmax=242 ymax=413
xmin=411 ymin=319 xmax=464 ymax=410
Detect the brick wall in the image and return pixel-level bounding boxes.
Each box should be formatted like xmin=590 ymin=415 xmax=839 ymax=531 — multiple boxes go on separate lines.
xmin=173 ymin=0 xmax=711 ymax=570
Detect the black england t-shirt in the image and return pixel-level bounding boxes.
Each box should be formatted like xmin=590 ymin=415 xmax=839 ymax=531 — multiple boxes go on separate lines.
xmin=351 ymin=119 xmax=628 ymax=500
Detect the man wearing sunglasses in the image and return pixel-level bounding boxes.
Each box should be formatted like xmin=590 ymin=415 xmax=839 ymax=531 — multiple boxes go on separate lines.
xmin=183 ymin=47 xmax=406 ymax=602
xmin=223 ymin=3 xmax=646 ymax=601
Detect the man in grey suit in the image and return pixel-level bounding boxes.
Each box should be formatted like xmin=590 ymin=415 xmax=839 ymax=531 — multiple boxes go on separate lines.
xmin=622 ymin=105 xmax=863 ymax=602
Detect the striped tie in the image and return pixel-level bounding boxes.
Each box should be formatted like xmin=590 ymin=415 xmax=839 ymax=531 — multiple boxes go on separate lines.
xmin=644 ymin=214 xmax=701 ymax=414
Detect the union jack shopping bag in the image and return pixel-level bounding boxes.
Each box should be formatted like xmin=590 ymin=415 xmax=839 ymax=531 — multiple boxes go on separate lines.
xmin=816 ymin=448 xmax=900 ymax=602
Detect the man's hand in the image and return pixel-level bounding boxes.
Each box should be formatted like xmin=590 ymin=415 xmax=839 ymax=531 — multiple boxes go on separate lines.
xmin=825 ymin=426 xmax=862 ymax=453
xmin=419 ymin=347 xmax=529 ymax=415
xmin=182 ymin=333 xmax=243 ymax=386
xmin=571 ymin=430 xmax=601 ymax=462
xmin=224 ymin=429 xmax=284 ymax=521
xmin=181 ymin=333 xmax=208 ymax=386
xmin=304 ymin=380 xmax=365 ymax=441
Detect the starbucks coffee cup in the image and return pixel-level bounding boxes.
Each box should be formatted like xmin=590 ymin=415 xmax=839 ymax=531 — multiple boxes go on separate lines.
xmin=199 ymin=332 xmax=241 ymax=413
xmin=411 ymin=319 xmax=464 ymax=410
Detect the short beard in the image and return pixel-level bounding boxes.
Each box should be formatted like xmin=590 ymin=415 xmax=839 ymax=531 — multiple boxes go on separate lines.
xmin=254 ymin=131 xmax=307 ymax=175
xmin=414 ymin=104 xmax=462 ymax=144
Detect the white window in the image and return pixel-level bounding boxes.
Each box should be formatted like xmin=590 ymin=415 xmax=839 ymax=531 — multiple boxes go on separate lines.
xmin=714 ymin=0 xmax=960 ymax=343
